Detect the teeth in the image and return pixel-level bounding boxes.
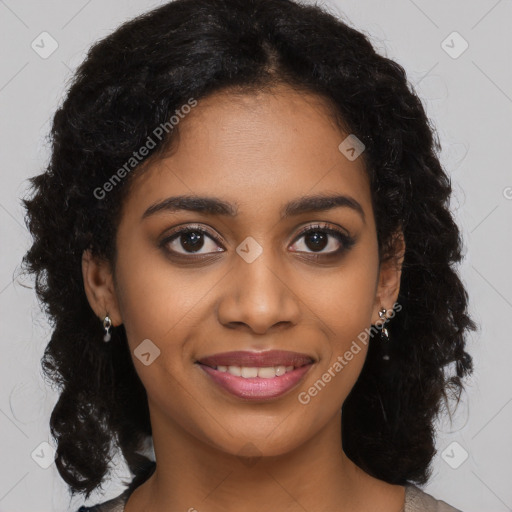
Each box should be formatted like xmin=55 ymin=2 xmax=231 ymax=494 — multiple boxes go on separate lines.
xmin=215 ymin=365 xmax=296 ymax=378
xmin=241 ymin=367 xmax=258 ymax=378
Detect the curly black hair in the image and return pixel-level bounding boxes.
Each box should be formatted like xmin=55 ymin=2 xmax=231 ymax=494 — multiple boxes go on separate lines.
xmin=21 ymin=0 xmax=477 ymax=501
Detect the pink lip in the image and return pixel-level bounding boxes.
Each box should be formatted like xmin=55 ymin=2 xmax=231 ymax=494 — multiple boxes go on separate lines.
xmin=196 ymin=350 xmax=314 ymax=368
xmin=197 ymin=362 xmax=314 ymax=401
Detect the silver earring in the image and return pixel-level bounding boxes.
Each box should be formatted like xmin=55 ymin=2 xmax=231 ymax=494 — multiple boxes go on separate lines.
xmin=103 ymin=315 xmax=112 ymax=342
xmin=378 ymin=308 xmax=390 ymax=361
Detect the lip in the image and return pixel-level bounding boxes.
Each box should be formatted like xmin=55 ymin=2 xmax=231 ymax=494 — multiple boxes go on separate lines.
xmin=196 ymin=350 xmax=315 ymax=368
xmin=197 ymin=362 xmax=314 ymax=401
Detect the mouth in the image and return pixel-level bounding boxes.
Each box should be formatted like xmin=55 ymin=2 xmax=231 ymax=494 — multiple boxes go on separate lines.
xmin=195 ymin=350 xmax=315 ymax=401
xmin=196 ymin=349 xmax=315 ymax=370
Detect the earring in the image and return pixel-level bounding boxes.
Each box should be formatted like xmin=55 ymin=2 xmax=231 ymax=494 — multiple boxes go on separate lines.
xmin=103 ymin=315 xmax=112 ymax=342
xmin=378 ymin=308 xmax=390 ymax=361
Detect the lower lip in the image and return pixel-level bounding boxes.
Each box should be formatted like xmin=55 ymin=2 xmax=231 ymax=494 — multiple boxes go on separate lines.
xmin=197 ymin=363 xmax=313 ymax=401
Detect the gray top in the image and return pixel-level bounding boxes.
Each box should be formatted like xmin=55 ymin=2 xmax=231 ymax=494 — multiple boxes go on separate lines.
xmin=77 ymin=484 xmax=462 ymax=511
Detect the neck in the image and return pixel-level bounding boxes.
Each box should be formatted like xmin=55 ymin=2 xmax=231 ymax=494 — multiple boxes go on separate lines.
xmin=125 ymin=407 xmax=405 ymax=512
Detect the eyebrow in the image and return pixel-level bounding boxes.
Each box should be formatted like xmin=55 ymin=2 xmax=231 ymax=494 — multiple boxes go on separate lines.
xmin=142 ymin=193 xmax=365 ymax=223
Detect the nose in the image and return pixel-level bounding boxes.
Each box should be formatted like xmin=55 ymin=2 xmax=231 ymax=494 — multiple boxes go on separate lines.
xmin=216 ymin=243 xmax=301 ymax=335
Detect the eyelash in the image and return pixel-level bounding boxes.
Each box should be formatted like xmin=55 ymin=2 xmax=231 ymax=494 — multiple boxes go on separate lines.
xmin=159 ymin=223 xmax=355 ymax=261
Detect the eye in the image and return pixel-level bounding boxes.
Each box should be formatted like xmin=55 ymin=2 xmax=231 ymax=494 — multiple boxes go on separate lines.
xmin=160 ymin=224 xmax=224 ymax=256
xmin=159 ymin=222 xmax=355 ymax=260
xmin=290 ymin=223 xmax=355 ymax=256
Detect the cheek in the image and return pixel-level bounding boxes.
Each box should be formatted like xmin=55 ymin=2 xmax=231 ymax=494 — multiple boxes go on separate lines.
xmin=311 ymin=250 xmax=378 ymax=338
xmin=112 ymin=252 xmax=203 ymax=419
xmin=310 ymin=251 xmax=378 ymax=394
xmin=113 ymin=240 xmax=212 ymax=347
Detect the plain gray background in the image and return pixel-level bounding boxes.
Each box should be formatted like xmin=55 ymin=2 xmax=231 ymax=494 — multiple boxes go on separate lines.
xmin=1 ymin=0 xmax=511 ymax=511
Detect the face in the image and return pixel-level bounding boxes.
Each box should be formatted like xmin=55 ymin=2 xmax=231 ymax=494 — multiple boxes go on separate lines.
xmin=83 ymin=85 xmax=402 ymax=460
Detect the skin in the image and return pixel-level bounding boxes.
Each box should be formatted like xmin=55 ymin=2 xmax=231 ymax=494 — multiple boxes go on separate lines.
xmin=82 ymin=84 xmax=406 ymax=512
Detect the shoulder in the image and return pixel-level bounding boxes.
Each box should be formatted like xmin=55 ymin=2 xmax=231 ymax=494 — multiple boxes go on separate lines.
xmin=76 ymin=488 xmax=130 ymax=512
xmin=405 ymin=484 xmax=463 ymax=512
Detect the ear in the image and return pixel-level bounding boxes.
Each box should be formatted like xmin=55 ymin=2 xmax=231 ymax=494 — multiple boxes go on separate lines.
xmin=82 ymin=249 xmax=122 ymax=326
xmin=372 ymin=231 xmax=405 ymax=323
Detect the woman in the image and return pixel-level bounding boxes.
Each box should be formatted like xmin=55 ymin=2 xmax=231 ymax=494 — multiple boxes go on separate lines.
xmin=22 ymin=0 xmax=475 ymax=510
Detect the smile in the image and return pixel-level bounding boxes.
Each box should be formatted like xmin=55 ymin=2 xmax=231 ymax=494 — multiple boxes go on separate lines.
xmin=197 ymin=362 xmax=313 ymax=400
xmin=212 ymin=364 xmax=296 ymax=378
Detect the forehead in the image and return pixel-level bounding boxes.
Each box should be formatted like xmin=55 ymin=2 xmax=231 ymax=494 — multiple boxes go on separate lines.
xmin=122 ymin=86 xmax=372 ymax=222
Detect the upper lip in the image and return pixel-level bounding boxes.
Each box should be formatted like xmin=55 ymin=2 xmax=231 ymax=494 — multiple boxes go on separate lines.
xmin=196 ymin=350 xmax=315 ymax=368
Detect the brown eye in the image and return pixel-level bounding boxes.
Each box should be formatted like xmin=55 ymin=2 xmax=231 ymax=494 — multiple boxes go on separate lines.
xmin=290 ymin=224 xmax=355 ymax=256
xmin=302 ymin=230 xmax=329 ymax=252
xmin=161 ymin=226 xmax=224 ymax=256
